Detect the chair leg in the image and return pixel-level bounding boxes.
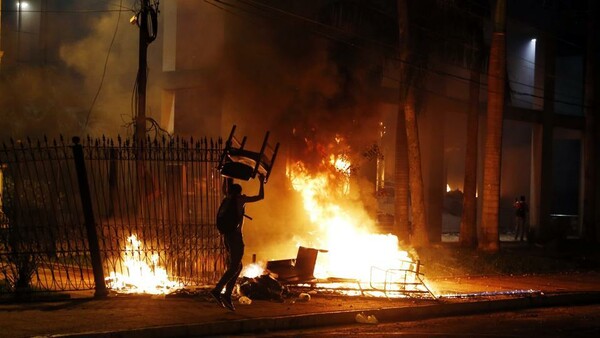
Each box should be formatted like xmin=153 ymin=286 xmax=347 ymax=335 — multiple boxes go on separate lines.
xmin=265 ymin=142 xmax=280 ymax=183
xmin=253 ymin=131 xmax=269 ymax=178
xmin=218 ymin=125 xmax=237 ymax=171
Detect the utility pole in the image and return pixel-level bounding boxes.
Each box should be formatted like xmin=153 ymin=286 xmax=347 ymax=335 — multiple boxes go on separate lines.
xmin=134 ymin=0 xmax=158 ymax=218
xmin=135 ymin=0 xmax=151 ymax=143
xmin=135 ymin=0 xmax=158 ymax=142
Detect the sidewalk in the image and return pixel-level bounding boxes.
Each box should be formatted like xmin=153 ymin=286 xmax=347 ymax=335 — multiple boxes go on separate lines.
xmin=1 ymin=272 xmax=599 ymax=338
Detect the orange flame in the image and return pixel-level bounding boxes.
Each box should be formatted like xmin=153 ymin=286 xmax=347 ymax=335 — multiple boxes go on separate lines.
xmin=242 ymin=262 xmax=266 ymax=278
xmin=287 ymin=156 xmax=419 ymax=291
xmin=105 ymin=235 xmax=181 ymax=294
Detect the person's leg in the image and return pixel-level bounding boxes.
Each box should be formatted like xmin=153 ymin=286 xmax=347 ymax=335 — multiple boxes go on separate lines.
xmin=521 ymin=218 xmax=528 ymax=241
xmin=225 ymin=261 xmax=242 ymax=296
xmin=213 ymin=237 xmax=233 ymax=293
xmin=221 ymin=236 xmax=244 ymax=311
xmin=211 ymin=236 xmax=235 ymax=307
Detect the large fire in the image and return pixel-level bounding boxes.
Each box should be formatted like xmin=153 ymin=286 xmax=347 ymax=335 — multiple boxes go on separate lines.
xmin=105 ymin=235 xmax=181 ymax=294
xmin=284 ymin=153 xmax=424 ymax=295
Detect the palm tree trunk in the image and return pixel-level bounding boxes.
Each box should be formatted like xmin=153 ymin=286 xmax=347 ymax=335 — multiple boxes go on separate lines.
xmin=479 ymin=0 xmax=506 ymax=252
xmin=396 ymin=0 xmax=428 ymax=247
xmin=395 ymin=105 xmax=411 ymax=242
xmin=405 ymin=86 xmax=429 ymax=247
xmin=394 ymin=0 xmax=411 ymax=243
xmin=460 ymin=67 xmax=480 ymax=248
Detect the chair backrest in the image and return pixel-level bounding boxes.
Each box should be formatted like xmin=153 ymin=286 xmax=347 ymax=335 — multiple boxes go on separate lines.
xmin=295 ymin=246 xmax=319 ymax=279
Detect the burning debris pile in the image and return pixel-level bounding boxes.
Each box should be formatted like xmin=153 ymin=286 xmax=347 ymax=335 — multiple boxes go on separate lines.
xmin=279 ymin=150 xmax=428 ymax=296
xmin=239 ymin=274 xmax=288 ymax=302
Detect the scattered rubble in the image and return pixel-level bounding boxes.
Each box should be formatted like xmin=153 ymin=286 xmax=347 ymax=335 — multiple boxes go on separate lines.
xmin=239 ymin=274 xmax=288 ymax=302
xmin=355 ymin=312 xmax=378 ymax=324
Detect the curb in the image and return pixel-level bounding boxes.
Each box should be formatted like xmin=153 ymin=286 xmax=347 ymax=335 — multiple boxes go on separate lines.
xmin=47 ymin=292 xmax=600 ymax=338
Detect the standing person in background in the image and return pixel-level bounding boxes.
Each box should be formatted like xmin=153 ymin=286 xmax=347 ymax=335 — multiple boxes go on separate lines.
xmin=514 ymin=195 xmax=529 ymax=241
xmin=512 ymin=197 xmax=519 ymax=235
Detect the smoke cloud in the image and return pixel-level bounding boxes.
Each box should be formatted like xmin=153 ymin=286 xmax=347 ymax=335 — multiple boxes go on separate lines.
xmin=59 ymin=9 xmax=162 ymax=137
xmin=204 ymin=2 xmax=394 ymax=262
xmin=1 ymin=1 xmax=398 ymax=264
xmin=0 ymin=1 xmax=163 ymax=139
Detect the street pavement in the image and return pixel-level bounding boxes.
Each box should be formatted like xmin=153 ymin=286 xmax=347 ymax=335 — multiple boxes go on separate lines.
xmin=0 ymin=271 xmax=599 ymax=338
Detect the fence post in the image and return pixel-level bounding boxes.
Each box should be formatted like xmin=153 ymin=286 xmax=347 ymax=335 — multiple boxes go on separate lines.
xmin=71 ymin=137 xmax=108 ymax=298
xmin=108 ymin=148 xmax=118 ymax=217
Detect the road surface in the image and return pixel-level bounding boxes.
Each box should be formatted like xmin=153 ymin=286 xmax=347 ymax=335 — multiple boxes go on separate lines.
xmin=248 ymin=304 xmax=600 ymax=337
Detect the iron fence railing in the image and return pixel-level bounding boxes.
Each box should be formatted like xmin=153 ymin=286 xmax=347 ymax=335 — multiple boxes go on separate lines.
xmin=0 ymin=136 xmax=225 ymax=295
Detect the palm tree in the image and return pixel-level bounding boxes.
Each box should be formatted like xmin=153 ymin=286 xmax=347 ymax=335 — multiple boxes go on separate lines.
xmin=459 ymin=9 xmax=486 ymax=248
xmin=394 ymin=0 xmax=411 ymax=244
xmin=396 ymin=0 xmax=429 ymax=248
xmin=479 ymin=0 xmax=506 ymax=252
xmin=394 ymin=105 xmax=411 ymax=243
xmin=404 ymin=86 xmax=429 ymax=247
xmin=460 ymin=63 xmax=483 ymax=248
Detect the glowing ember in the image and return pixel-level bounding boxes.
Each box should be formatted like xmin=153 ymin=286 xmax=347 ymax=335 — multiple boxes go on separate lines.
xmin=287 ymin=154 xmax=425 ymax=296
xmin=330 ymin=154 xmax=351 ymax=195
xmin=105 ymin=235 xmax=181 ymax=294
xmin=330 ymin=154 xmax=351 ymax=176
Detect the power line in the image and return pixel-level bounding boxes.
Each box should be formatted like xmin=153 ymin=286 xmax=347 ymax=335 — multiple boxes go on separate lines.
xmin=82 ymin=0 xmax=125 ymax=131
xmin=458 ymin=0 xmax=587 ymax=50
xmin=204 ymin=0 xmax=253 ymax=21
xmin=209 ymin=0 xmax=591 ymax=110
xmin=377 ymin=3 xmax=587 ymax=94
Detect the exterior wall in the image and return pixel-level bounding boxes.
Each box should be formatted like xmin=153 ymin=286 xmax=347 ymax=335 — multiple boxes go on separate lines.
xmin=159 ymin=0 xmax=225 ymax=138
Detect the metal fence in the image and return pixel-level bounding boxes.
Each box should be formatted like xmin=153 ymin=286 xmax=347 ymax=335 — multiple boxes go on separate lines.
xmin=0 ymin=136 xmax=225 ymax=295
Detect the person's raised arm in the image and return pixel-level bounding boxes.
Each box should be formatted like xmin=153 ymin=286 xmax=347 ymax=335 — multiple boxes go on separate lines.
xmin=241 ymin=174 xmax=265 ymax=203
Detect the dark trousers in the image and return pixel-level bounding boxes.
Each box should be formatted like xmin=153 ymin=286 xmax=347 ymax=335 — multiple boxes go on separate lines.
xmin=515 ymin=216 xmax=527 ymax=241
xmin=215 ymin=231 xmax=244 ymax=296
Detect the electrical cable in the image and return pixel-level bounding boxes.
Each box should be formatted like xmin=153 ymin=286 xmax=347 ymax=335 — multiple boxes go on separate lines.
xmin=290 ymin=0 xmax=583 ymax=91
xmin=209 ymin=0 xmax=593 ymax=110
xmin=203 ymin=0 xmax=264 ymax=25
xmin=82 ymin=0 xmax=125 ymax=132
xmin=330 ymin=2 xmax=584 ymax=99
xmin=7 ymin=0 xmax=587 ymax=108
xmin=461 ymin=0 xmax=589 ymax=50
xmin=128 ymin=0 xmax=163 ymax=138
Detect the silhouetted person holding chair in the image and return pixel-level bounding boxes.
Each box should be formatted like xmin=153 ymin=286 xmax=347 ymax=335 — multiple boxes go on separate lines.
xmin=211 ymin=175 xmax=264 ymax=311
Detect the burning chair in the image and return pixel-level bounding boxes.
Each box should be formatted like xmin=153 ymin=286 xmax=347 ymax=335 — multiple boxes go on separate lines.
xmin=266 ymin=246 xmax=324 ymax=283
xmin=266 ymin=246 xmax=365 ymax=295
xmin=218 ymin=125 xmax=280 ymax=182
